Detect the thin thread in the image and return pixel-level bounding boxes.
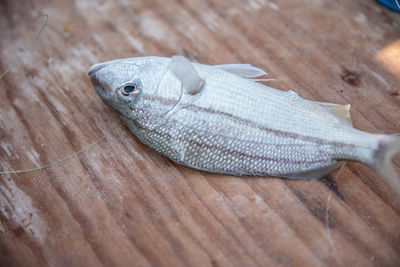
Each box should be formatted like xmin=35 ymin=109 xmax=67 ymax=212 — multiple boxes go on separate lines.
xmin=0 ymin=14 xmax=48 ymax=81
xmin=396 ymin=0 xmax=400 ymax=9
xmin=0 ymin=135 xmax=107 ymax=174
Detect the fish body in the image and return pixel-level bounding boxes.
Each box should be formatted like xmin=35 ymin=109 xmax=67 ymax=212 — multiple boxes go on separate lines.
xmin=89 ymin=56 xmax=400 ymax=194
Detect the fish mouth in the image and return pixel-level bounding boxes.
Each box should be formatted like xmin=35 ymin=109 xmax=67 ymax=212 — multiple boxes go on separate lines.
xmin=88 ymin=58 xmax=123 ymax=77
xmin=88 ymin=60 xmax=118 ymax=98
xmin=89 ymin=62 xmax=113 ymax=98
xmin=88 ymin=62 xmax=110 ymax=77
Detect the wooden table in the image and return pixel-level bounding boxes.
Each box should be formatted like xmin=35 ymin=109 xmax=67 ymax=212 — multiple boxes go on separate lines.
xmin=1 ymin=0 xmax=399 ymax=266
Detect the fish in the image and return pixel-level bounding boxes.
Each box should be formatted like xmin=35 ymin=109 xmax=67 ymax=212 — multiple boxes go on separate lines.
xmin=88 ymin=55 xmax=400 ymax=195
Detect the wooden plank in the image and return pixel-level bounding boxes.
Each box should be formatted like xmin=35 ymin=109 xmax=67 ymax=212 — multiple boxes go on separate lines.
xmin=0 ymin=0 xmax=399 ymax=266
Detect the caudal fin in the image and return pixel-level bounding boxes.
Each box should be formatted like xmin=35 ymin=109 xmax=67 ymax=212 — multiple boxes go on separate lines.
xmin=371 ymin=135 xmax=400 ymax=196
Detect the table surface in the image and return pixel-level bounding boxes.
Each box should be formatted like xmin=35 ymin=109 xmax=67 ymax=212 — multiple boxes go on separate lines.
xmin=1 ymin=0 xmax=400 ymax=266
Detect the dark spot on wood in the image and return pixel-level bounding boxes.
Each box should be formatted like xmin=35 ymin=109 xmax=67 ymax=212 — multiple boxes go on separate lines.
xmin=211 ymin=260 xmax=219 ymax=267
xmin=339 ymin=89 xmax=344 ymax=93
xmin=25 ymin=68 xmax=39 ymax=79
xmin=390 ymin=91 xmax=399 ymax=97
xmin=79 ymin=216 xmax=90 ymax=228
xmin=293 ymin=190 xmax=306 ymax=204
xmin=4 ymin=206 xmax=10 ymax=213
xmin=341 ymin=69 xmax=361 ymax=87
xmin=103 ymin=21 xmax=117 ymax=32
xmin=351 ymin=167 xmax=360 ymax=176
xmin=320 ymin=175 xmax=344 ymax=201
xmin=380 ymin=11 xmax=393 ymax=24
xmin=0 ymin=128 xmax=6 ymax=141
xmin=0 ymin=242 xmax=9 ymax=258
xmin=13 ymin=226 xmax=25 ymax=237
xmin=395 ymin=238 xmax=400 ymax=250
xmin=125 ymin=212 xmax=132 ymax=219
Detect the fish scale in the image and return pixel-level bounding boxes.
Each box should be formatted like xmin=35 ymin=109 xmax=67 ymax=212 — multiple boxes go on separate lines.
xmin=121 ymin=103 xmax=336 ymax=176
xmin=89 ymin=56 xmax=400 ymax=195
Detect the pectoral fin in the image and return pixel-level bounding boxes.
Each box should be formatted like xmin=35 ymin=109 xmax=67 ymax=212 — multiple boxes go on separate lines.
xmin=215 ymin=63 xmax=267 ymax=78
xmin=168 ymin=55 xmax=204 ymax=95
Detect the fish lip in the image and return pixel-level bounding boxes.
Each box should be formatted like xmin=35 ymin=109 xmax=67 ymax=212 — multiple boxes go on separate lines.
xmin=88 ymin=62 xmax=109 ymax=77
xmin=89 ymin=62 xmax=112 ymax=98
xmin=88 ymin=58 xmax=123 ymax=77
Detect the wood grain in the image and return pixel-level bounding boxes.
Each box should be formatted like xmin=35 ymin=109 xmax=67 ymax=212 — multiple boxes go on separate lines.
xmin=1 ymin=0 xmax=400 ymax=266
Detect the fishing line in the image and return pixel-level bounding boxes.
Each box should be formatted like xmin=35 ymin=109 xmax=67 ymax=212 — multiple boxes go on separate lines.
xmin=0 ymin=14 xmax=112 ymax=175
xmin=0 ymin=136 xmax=106 ymax=174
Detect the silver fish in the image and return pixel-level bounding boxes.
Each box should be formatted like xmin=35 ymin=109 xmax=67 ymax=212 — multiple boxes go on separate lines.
xmin=89 ymin=56 xmax=400 ymax=195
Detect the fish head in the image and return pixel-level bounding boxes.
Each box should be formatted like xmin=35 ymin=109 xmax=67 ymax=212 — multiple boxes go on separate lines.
xmin=89 ymin=57 xmax=181 ymax=124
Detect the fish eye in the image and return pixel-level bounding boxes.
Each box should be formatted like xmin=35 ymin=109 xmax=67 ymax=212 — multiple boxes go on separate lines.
xmin=117 ymin=83 xmax=141 ymax=102
xmin=121 ymin=85 xmax=136 ymax=96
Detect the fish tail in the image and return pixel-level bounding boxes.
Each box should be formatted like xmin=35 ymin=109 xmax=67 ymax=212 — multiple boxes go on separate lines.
xmin=370 ymin=135 xmax=400 ymax=195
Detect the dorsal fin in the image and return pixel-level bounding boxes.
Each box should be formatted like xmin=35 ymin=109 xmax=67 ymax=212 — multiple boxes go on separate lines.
xmin=215 ymin=64 xmax=267 ymax=78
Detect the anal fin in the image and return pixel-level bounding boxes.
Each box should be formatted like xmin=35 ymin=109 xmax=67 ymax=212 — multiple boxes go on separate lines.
xmin=283 ymin=162 xmax=341 ymax=180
